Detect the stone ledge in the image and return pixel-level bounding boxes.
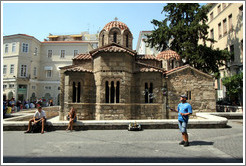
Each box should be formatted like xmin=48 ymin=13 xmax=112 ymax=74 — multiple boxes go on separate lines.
xmin=3 ymin=112 xmax=238 ymax=131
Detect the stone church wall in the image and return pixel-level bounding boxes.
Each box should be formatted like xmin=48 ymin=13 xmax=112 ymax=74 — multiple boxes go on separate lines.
xmin=166 ymin=68 xmax=216 ymax=119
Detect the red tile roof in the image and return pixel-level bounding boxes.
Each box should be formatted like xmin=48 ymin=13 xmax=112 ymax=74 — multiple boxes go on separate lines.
xmin=103 ymin=21 xmax=130 ymax=31
xmin=136 ymin=61 xmax=165 ymax=73
xmin=73 ymin=54 xmax=92 ymax=60
xmin=90 ymin=43 xmax=136 ymax=56
xmin=136 ymin=54 xmax=161 ymax=61
xmin=41 ymin=41 xmax=97 ymax=43
xmin=156 ymin=49 xmax=181 ymax=60
xmin=165 ymin=64 xmax=213 ymax=78
xmin=60 ymin=65 xmax=92 ymax=73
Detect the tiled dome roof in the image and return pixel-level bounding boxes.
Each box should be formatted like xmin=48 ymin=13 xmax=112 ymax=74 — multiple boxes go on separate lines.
xmin=156 ymin=49 xmax=181 ymax=60
xmin=103 ymin=21 xmax=129 ymax=31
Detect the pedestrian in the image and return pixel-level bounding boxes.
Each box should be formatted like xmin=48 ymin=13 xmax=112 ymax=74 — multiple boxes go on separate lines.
xmin=169 ymin=94 xmax=192 ymax=147
xmin=66 ymin=107 xmax=77 ymax=131
xmin=24 ymin=106 xmax=46 ymax=134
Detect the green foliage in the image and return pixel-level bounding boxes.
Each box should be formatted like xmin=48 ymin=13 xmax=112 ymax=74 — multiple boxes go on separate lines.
xmin=145 ymin=3 xmax=230 ymax=74
xmin=222 ymin=72 xmax=243 ymax=102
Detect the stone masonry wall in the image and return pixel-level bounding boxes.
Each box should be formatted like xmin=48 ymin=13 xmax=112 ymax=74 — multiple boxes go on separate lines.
xmin=167 ymin=68 xmax=216 ymax=119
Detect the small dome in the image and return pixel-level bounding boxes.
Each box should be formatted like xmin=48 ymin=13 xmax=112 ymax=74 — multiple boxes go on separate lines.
xmin=103 ymin=21 xmax=129 ymax=31
xmin=156 ymin=49 xmax=180 ymax=60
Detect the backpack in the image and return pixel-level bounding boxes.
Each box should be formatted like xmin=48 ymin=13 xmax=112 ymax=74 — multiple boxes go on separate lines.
xmin=31 ymin=121 xmax=42 ymax=133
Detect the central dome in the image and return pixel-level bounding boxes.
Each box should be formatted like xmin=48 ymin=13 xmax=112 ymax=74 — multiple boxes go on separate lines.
xmin=99 ymin=20 xmax=133 ymax=49
xmin=103 ymin=21 xmax=130 ymax=31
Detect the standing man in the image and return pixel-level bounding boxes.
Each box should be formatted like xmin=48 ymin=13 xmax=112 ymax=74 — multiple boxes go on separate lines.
xmin=24 ymin=106 xmax=46 ymax=134
xmin=170 ymin=94 xmax=192 ymax=147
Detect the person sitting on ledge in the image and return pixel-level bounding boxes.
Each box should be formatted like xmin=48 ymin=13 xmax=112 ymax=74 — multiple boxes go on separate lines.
xmin=66 ymin=107 xmax=77 ymax=131
xmin=24 ymin=106 xmax=46 ymax=134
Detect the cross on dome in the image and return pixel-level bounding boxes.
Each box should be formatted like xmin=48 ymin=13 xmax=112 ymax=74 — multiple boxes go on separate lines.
xmin=114 ymin=17 xmax=118 ymax=21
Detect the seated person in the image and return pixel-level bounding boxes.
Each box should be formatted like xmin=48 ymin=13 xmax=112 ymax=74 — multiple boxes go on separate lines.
xmin=66 ymin=107 xmax=77 ymax=131
xmin=25 ymin=106 xmax=46 ymax=134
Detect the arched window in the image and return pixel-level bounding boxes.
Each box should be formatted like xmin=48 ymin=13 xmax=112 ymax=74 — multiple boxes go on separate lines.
xmin=113 ymin=32 xmax=117 ymax=43
xmin=144 ymin=82 xmax=154 ymax=103
xmin=77 ymin=82 xmax=81 ymax=103
xmin=102 ymin=35 xmax=104 ymax=46
xmin=171 ymin=59 xmax=175 ymax=69
xmin=145 ymin=83 xmax=148 ymax=103
xmin=72 ymin=82 xmax=76 ymax=103
xmin=110 ymin=81 xmax=115 ymax=103
xmin=149 ymin=83 xmax=153 ymax=103
xmin=116 ymin=81 xmax=120 ymax=103
xmin=105 ymin=81 xmax=109 ymax=103
xmin=126 ymin=34 xmax=129 ymax=47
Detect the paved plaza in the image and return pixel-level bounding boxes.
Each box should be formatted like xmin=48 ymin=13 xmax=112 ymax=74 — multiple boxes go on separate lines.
xmin=2 ymin=120 xmax=244 ymax=164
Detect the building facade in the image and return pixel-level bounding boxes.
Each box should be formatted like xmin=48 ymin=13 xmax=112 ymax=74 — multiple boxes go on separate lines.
xmin=205 ymin=3 xmax=243 ymax=100
xmin=3 ymin=32 xmax=98 ymax=105
xmin=60 ymin=21 xmax=216 ymax=121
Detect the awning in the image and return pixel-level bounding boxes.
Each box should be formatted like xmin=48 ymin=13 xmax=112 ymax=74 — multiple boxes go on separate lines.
xmin=71 ymin=35 xmax=82 ymax=37
xmin=48 ymin=35 xmax=58 ymax=38
xmin=44 ymin=66 xmax=53 ymax=70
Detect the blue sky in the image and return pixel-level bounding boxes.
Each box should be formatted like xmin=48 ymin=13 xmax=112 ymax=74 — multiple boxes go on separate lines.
xmin=2 ymin=2 xmax=206 ymax=50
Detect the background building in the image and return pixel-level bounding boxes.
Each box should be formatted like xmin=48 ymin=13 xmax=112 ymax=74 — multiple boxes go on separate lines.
xmin=3 ymin=32 xmax=98 ymax=105
xmin=205 ymin=3 xmax=243 ymax=101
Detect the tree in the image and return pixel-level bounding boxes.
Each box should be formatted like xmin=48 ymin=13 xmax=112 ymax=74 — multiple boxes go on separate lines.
xmin=222 ymin=72 xmax=243 ymax=105
xmin=145 ymin=3 xmax=230 ymax=75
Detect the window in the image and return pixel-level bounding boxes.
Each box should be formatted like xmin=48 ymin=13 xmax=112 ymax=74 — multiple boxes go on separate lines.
xmin=222 ymin=3 xmax=226 ymax=9
xmin=102 ymin=35 xmax=105 ymax=46
xmin=230 ymin=45 xmax=234 ymax=62
xmin=10 ymin=64 xmax=14 ymax=74
xmin=186 ymin=91 xmax=192 ymax=100
xmin=223 ymin=18 xmax=227 ymax=35
xmin=144 ymin=82 xmax=154 ymax=103
xmin=105 ymin=81 xmax=120 ymax=103
xmin=61 ymin=50 xmax=65 ymax=58
xmin=33 ymin=67 xmax=37 ymax=76
xmin=48 ymin=50 xmax=52 ymax=58
xmin=72 ymin=82 xmax=81 ymax=103
xmin=32 ymin=86 xmax=36 ymax=90
xmin=210 ymin=12 xmax=214 ymax=21
xmin=9 ymin=84 xmax=14 ymax=88
xmin=74 ymin=50 xmax=78 ymax=57
xmin=46 ymin=70 xmax=52 ymax=78
xmin=126 ymin=34 xmax=129 ymax=47
xmin=12 ymin=43 xmax=16 ymax=52
xmin=20 ymin=65 xmax=27 ymax=76
xmin=3 ymin=85 xmax=7 ymax=90
xmin=5 ymin=44 xmax=8 ymax=53
xmin=228 ymin=14 xmax=233 ymax=31
xmin=239 ymin=5 xmax=243 ymax=17
xmin=44 ymin=86 xmax=51 ymax=90
xmin=210 ymin=29 xmax=214 ymax=39
xmin=3 ymin=65 xmax=7 ymax=74
xmin=218 ymin=23 xmax=222 ymax=38
xmin=113 ymin=32 xmax=117 ymax=43
xmin=217 ymin=4 xmax=221 ymax=14
xmin=241 ymin=40 xmax=243 ymax=57
xmin=22 ymin=43 xmax=28 ymax=52
xmin=105 ymin=81 xmax=109 ymax=103
xmin=34 ymin=47 xmax=38 ymax=56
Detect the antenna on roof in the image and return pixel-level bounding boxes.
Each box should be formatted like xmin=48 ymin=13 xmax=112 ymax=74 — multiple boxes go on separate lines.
xmin=114 ymin=17 xmax=118 ymax=21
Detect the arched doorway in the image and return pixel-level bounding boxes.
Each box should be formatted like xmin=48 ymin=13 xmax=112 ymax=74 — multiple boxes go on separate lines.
xmin=44 ymin=93 xmax=52 ymax=106
xmin=30 ymin=93 xmax=36 ymax=102
xmin=8 ymin=91 xmax=14 ymax=100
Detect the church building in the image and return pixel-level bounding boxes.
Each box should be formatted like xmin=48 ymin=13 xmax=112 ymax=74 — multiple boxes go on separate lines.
xmin=59 ymin=20 xmax=216 ymax=120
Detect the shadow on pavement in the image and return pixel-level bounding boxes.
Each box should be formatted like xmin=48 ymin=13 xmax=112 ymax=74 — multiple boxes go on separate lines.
xmin=189 ymin=141 xmax=214 ymax=146
xmin=3 ymin=156 xmax=243 ymax=163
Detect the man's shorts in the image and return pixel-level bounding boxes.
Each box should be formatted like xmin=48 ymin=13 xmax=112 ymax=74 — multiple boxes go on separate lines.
xmin=178 ymin=120 xmax=187 ymax=133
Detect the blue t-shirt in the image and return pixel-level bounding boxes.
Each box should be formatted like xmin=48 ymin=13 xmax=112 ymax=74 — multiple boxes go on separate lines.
xmin=177 ymin=102 xmax=192 ymax=122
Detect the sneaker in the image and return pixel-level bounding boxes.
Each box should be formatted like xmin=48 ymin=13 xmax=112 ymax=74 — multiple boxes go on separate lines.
xmin=179 ymin=140 xmax=185 ymax=145
xmin=183 ymin=141 xmax=189 ymax=147
xmin=24 ymin=130 xmax=31 ymax=134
